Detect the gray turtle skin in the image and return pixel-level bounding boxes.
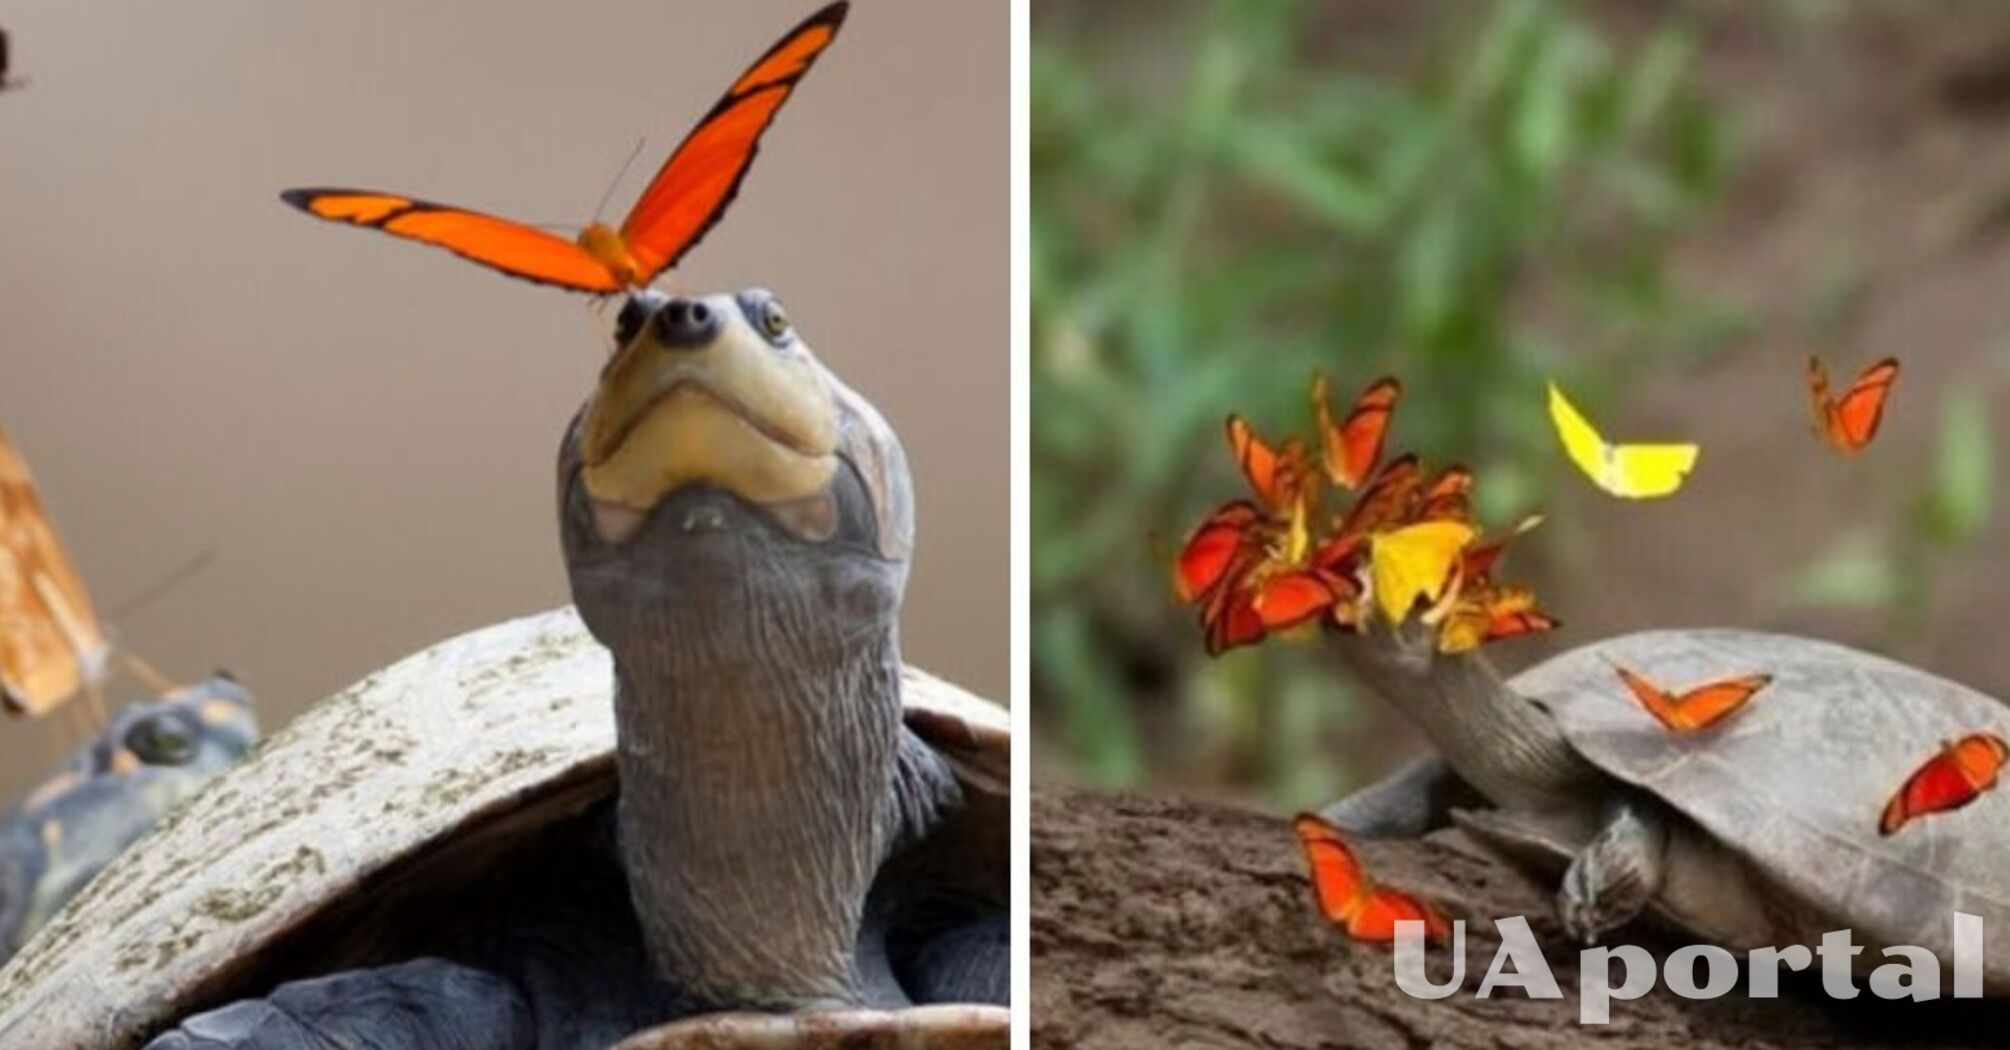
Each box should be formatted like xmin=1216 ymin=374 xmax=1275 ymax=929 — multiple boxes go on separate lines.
xmin=1325 ymin=625 xmax=2010 ymax=992
xmin=0 ymin=676 xmax=256 ymax=963
xmin=0 ymin=288 xmax=1007 ymax=1050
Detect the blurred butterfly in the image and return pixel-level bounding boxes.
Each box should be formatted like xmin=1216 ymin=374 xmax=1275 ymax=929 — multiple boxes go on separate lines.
xmin=1369 ymin=520 xmax=1475 ymax=625
xmin=1293 ymin=813 xmax=1451 ymax=943
xmin=1314 ymin=374 xmax=1400 ymax=490
xmin=0 ymin=426 xmax=112 ymax=719
xmin=1174 ymin=501 xmax=1259 ymax=605
xmin=281 ymin=3 xmax=848 ymax=293
xmin=1225 ymin=414 xmax=1315 ymax=516
xmin=1808 ymin=356 xmax=1899 ymax=455
xmin=1613 ymin=664 xmax=1770 ymax=733
xmin=1547 ymin=382 xmax=1698 ymax=500
xmin=1879 ymin=733 xmax=2007 ymax=836
xmin=1438 ymin=584 xmax=1556 ymax=654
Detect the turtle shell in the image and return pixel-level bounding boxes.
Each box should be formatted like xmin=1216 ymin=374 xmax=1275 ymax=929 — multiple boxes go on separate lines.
xmin=1518 ymin=628 xmax=2010 ymax=989
xmin=0 ymin=607 xmax=1008 ymax=1049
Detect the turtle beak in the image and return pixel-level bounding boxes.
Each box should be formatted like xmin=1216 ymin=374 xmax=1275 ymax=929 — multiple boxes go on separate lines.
xmin=576 ymin=293 xmax=841 ymax=544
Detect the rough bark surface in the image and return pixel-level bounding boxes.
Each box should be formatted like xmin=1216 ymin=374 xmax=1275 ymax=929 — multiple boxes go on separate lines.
xmin=1033 ymin=790 xmax=2010 ymax=1050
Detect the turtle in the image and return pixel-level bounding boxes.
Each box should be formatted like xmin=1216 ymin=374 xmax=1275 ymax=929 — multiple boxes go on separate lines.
xmin=0 ymin=289 xmax=1009 ymax=1049
xmin=0 ymin=676 xmax=257 ymax=962
xmin=1320 ymin=622 xmax=2010 ymax=991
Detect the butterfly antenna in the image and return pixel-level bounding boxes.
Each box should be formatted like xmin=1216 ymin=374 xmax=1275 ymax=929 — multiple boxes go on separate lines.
xmin=105 ymin=549 xmax=215 ymax=623
xmin=591 ymin=136 xmax=649 ymax=226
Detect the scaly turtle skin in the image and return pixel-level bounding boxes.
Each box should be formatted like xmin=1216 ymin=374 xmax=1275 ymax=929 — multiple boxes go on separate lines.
xmin=0 ymin=289 xmax=1006 ymax=1049
xmin=0 ymin=676 xmax=256 ymax=962
xmin=1324 ymin=624 xmax=2010 ymax=991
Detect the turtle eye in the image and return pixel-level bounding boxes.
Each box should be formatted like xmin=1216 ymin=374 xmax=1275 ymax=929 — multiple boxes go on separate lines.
xmin=758 ymin=299 xmax=792 ymax=343
xmin=124 ymin=717 xmax=195 ymax=766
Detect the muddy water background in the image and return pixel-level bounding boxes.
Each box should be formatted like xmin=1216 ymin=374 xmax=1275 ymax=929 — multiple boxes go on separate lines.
xmin=0 ymin=0 xmax=1006 ymax=799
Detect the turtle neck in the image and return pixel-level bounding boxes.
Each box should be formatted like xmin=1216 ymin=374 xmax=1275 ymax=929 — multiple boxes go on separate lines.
xmin=585 ymin=512 xmax=908 ymax=1012
xmin=1332 ymin=623 xmax=1601 ymax=813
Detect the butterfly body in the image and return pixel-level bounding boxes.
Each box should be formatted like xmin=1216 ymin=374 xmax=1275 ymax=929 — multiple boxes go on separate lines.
xmin=577 ymin=222 xmax=645 ymax=289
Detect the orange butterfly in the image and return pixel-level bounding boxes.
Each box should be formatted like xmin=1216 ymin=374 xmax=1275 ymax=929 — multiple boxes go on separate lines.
xmin=1293 ymin=813 xmax=1451 ymax=943
xmin=1879 ymin=733 xmax=2008 ymax=836
xmin=1174 ymin=501 xmax=1260 ymax=604
xmin=1438 ymin=585 xmax=1556 ymax=654
xmin=1808 ymin=356 xmax=1899 ymax=454
xmin=1416 ymin=464 xmax=1473 ymax=523
xmin=1225 ymin=415 xmax=1316 ymax=515
xmin=1314 ymin=375 xmax=1400 ymax=490
xmin=282 ymin=3 xmax=848 ymax=293
xmin=0 ymin=425 xmax=112 ymax=719
xmin=1613 ymin=665 xmax=1770 ymax=733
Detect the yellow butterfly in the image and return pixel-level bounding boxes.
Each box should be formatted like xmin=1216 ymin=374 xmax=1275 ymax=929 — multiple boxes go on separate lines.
xmin=1546 ymin=382 xmax=1697 ymax=500
xmin=1370 ymin=520 xmax=1476 ymax=625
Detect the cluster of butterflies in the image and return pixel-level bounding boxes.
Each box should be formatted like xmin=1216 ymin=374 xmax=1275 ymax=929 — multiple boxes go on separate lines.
xmin=1549 ymin=355 xmax=1899 ymax=499
xmin=1289 ymin=665 xmax=2008 ymax=947
xmin=1173 ymin=374 xmax=1553 ymax=658
xmin=1168 ymin=352 xmax=1961 ymax=947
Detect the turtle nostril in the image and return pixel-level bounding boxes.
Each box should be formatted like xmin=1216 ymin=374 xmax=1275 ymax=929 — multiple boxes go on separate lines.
xmin=655 ymin=297 xmax=721 ymax=349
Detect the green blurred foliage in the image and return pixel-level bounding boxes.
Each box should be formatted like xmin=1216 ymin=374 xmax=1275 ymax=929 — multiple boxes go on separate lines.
xmin=1032 ymin=0 xmax=1735 ymax=804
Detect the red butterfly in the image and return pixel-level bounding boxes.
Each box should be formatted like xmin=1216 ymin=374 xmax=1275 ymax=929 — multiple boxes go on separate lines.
xmin=1879 ymin=733 xmax=2008 ymax=836
xmin=1808 ymin=356 xmax=1899 ymax=454
xmin=1293 ymin=813 xmax=1451 ymax=943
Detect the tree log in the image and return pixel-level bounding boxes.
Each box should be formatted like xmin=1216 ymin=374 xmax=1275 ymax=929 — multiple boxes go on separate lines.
xmin=1033 ymin=789 xmax=2010 ymax=1049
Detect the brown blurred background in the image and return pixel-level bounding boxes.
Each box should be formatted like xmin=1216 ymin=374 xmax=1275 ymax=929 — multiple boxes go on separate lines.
xmin=1035 ymin=0 xmax=2010 ymax=810
xmin=0 ymin=0 xmax=1005 ymax=800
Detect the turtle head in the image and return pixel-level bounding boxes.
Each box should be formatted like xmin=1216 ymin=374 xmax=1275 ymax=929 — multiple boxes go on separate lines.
xmin=559 ymin=288 xmax=914 ymax=660
xmin=555 ymin=289 xmax=921 ymax=1008
xmin=89 ymin=676 xmax=259 ymax=782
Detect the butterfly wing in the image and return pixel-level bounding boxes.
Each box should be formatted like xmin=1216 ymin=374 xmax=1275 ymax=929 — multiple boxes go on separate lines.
xmin=1547 ymin=382 xmax=1612 ymax=487
xmin=1807 ymin=357 xmax=1833 ymax=439
xmin=1440 ymin=585 xmax=1555 ymax=654
xmin=1417 ymin=464 xmax=1473 ymax=522
xmin=0 ymin=427 xmax=109 ymax=716
xmin=1175 ymin=501 xmax=1259 ymax=604
xmin=1667 ymin=673 xmax=1770 ymax=731
xmin=1606 ymin=444 xmax=1698 ymax=499
xmin=1369 ymin=520 xmax=1476 ymax=625
xmin=1226 ymin=415 xmax=1299 ymax=510
xmin=1316 ymin=375 xmax=1400 ymax=489
xmin=1202 ymin=584 xmax=1265 ymax=656
xmin=1828 ymin=358 xmax=1900 ymax=453
xmin=1252 ymin=570 xmax=1342 ymax=630
xmin=1334 ymin=454 xmax=1422 ymax=541
xmin=617 ymin=3 xmax=849 ymax=281
xmin=1880 ymin=733 xmax=2008 ymax=835
xmin=280 ymin=189 xmax=622 ymax=293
